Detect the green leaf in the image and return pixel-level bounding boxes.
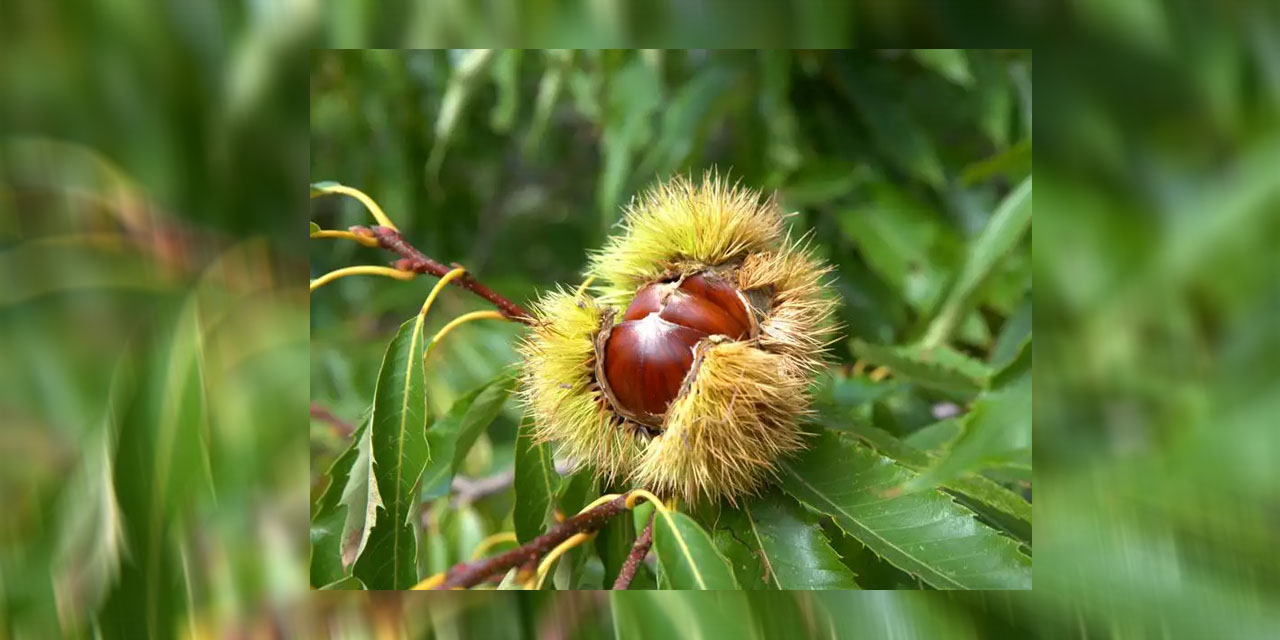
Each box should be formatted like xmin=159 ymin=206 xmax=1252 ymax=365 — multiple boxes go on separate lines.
xmin=905 ymin=373 xmax=1032 ymax=492
xmin=310 ymin=419 xmax=366 ymax=586
xmin=512 ymin=416 xmax=560 ymax=543
xmin=851 ymin=339 xmax=991 ymax=394
xmin=912 ymin=49 xmax=974 ymax=86
xmin=651 ymin=510 xmax=739 ymax=590
xmin=838 ymin=418 xmax=1031 ymax=525
xmin=353 ymin=318 xmax=431 ymax=589
xmin=780 ymin=431 xmax=1031 ymax=589
xmin=716 ymin=489 xmax=860 ymax=589
xmin=611 ymin=592 xmax=762 ymax=639
xmin=811 ymin=591 xmax=982 ymax=637
xmin=922 ymin=176 xmax=1032 ymax=348
xmin=420 ymin=373 xmax=515 ymax=496
xmin=317 ymin=576 xmax=366 ymax=590
xmin=337 ymin=419 xmax=382 ymax=569
xmin=961 ymin=138 xmax=1032 ymax=186
xmin=309 ymin=221 xmax=322 ymax=235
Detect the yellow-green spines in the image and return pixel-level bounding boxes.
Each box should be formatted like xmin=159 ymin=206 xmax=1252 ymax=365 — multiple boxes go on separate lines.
xmin=519 ymin=172 xmax=837 ymax=504
xmin=515 ymin=289 xmax=643 ymax=484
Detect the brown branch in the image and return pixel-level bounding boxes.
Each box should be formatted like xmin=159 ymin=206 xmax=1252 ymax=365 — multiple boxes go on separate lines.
xmin=435 ymin=492 xmax=631 ymax=589
xmin=356 ymin=225 xmax=533 ymax=324
xmin=611 ymin=514 xmax=654 ymax=590
xmin=309 ymin=404 xmax=356 ymax=437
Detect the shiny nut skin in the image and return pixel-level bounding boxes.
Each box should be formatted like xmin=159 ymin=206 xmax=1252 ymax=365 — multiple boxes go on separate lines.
xmin=601 ymin=274 xmax=752 ymax=421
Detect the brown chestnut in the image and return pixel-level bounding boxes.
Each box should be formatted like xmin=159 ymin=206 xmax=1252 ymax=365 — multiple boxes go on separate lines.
xmin=599 ymin=274 xmax=753 ymax=424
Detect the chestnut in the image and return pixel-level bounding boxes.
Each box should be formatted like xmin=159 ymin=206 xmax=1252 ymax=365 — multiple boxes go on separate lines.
xmin=598 ymin=274 xmax=754 ymax=424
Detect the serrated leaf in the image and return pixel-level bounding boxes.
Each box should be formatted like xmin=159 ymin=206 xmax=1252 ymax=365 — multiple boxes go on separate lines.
xmin=831 ymin=417 xmax=1031 ymax=524
xmin=338 ymin=421 xmax=382 ymax=569
xmin=851 ymin=339 xmax=991 ymax=394
xmin=353 ymin=318 xmax=431 ymax=589
xmin=651 ymin=510 xmax=738 ymax=590
xmin=716 ymin=489 xmax=860 ymax=590
xmin=923 ymin=176 xmax=1032 ymax=348
xmin=420 ymin=373 xmax=514 ymax=495
xmin=780 ymin=431 xmax=1031 ymax=589
xmin=905 ymin=374 xmax=1032 ymax=492
xmin=513 ymin=416 xmax=560 ymax=543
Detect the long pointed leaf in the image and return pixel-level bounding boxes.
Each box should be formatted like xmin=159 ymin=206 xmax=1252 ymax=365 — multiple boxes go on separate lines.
xmin=512 ymin=416 xmax=560 ymax=543
xmin=353 ymin=318 xmax=430 ymax=589
xmin=781 ymin=431 xmax=1031 ymax=590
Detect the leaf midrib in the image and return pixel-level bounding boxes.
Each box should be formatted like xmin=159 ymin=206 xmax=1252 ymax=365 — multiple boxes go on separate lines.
xmin=781 ymin=461 xmax=967 ymax=589
xmin=659 ymin=511 xmax=708 ymax=589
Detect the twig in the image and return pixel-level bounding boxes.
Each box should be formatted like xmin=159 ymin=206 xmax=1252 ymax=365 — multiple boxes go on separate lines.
xmin=357 ymin=225 xmax=533 ymax=324
xmin=309 ymin=404 xmax=356 ymax=437
xmin=435 ymin=492 xmax=631 ymax=589
xmin=611 ymin=514 xmax=654 ymax=590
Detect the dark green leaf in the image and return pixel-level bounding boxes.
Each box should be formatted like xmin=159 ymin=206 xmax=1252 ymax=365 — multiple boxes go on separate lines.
xmin=353 ymin=318 xmax=430 ymax=589
xmin=781 ymin=431 xmax=1031 ymax=589
xmin=512 ymin=416 xmax=560 ymax=543
xmin=716 ymin=489 xmax=860 ymax=589
xmin=595 ymin=508 xmax=635 ymax=588
xmin=651 ymin=510 xmax=738 ymax=590
xmin=310 ymin=419 xmax=366 ymax=586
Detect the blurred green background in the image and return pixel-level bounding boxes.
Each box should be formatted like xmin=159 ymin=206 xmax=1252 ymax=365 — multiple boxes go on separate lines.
xmin=3 ymin=0 xmax=1280 ymax=637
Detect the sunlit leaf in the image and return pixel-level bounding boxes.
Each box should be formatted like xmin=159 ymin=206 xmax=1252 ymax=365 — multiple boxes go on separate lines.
xmin=781 ymin=431 xmax=1031 ymax=589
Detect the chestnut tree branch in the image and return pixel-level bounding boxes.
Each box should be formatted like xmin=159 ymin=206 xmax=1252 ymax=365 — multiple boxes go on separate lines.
xmin=435 ymin=492 xmax=631 ymax=589
xmin=356 ymin=225 xmax=534 ymax=323
xmin=611 ymin=514 xmax=655 ymax=590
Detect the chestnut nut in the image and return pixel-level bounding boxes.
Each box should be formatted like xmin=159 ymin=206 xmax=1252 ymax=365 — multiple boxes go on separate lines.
xmin=598 ymin=273 xmax=754 ymax=424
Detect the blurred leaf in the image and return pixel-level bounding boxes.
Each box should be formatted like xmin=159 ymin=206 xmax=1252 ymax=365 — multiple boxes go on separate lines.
xmin=637 ymin=65 xmax=736 ymax=175
xmin=309 ymin=221 xmax=322 ymax=234
xmin=353 ymin=318 xmax=431 ymax=589
xmin=811 ymin=592 xmax=981 ymax=638
xmin=961 ymin=138 xmax=1033 ymax=186
xmin=420 ymin=373 xmax=515 ymax=497
xmin=651 ymin=511 xmax=739 ymax=590
xmin=851 ymin=339 xmax=991 ymax=394
xmin=317 ymin=576 xmax=366 ymax=590
xmin=781 ymin=430 xmax=1030 ymax=589
xmin=905 ymin=372 xmax=1032 ymax=492
xmin=923 ymin=177 xmax=1032 ymax=348
xmin=512 ymin=417 xmax=560 ymax=544
xmin=989 ymin=295 xmax=1031 ymax=370
xmin=426 ymin=49 xmax=496 ymax=182
xmin=715 ymin=489 xmax=860 ymax=589
xmin=488 ymin=49 xmax=522 ymax=133
xmin=611 ymin=592 xmax=761 ymax=640
xmin=597 ymin=54 xmax=662 ymax=228
xmin=836 ymin=60 xmax=945 ymax=187
xmin=912 ymin=49 xmax=975 ymax=87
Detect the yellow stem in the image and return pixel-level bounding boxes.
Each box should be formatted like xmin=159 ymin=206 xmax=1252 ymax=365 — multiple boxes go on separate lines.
xmin=530 ymin=532 xmax=595 ymax=590
xmin=409 ymin=572 xmax=446 ymax=590
xmin=427 ymin=311 xmax=505 ymax=354
xmin=309 ymin=265 xmax=415 ymax=293
xmin=311 ymin=184 xmax=399 ymax=231
xmin=624 ymin=489 xmax=672 ymax=513
xmin=310 ymin=228 xmax=379 ymax=247
xmin=471 ymin=532 xmax=519 ymax=560
xmin=419 ymin=267 xmax=468 ymax=317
